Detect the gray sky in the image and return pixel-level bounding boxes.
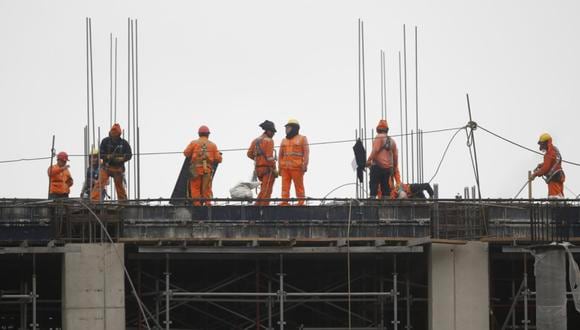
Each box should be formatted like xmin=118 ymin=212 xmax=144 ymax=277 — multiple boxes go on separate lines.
xmin=1 ymin=0 xmax=579 ymax=199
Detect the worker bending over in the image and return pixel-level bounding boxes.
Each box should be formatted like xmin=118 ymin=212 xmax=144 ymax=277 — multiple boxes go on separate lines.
xmin=184 ymin=125 xmax=222 ymax=206
xmin=92 ymin=124 xmax=132 ymax=201
xmin=247 ymin=120 xmax=278 ymax=206
xmin=389 ymin=168 xmax=434 ymax=199
xmin=366 ymin=119 xmax=398 ymax=199
xmin=530 ymin=133 xmax=565 ymax=198
xmin=279 ymin=119 xmax=309 ymax=206
xmin=48 ymin=151 xmax=73 ymax=199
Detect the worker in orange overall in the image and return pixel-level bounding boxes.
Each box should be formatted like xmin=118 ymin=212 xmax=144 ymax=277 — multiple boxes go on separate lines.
xmin=279 ymin=119 xmax=309 ymax=206
xmin=48 ymin=152 xmax=73 ymax=199
xmin=366 ymin=119 xmax=398 ymax=199
xmin=247 ymin=120 xmax=278 ymax=206
xmin=530 ymin=133 xmax=565 ymax=198
xmin=92 ymin=124 xmax=132 ymax=201
xmin=184 ymin=125 xmax=222 ymax=206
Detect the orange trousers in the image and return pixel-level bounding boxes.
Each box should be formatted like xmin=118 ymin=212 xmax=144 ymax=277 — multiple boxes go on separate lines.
xmin=256 ymin=172 xmax=276 ymax=206
xmin=280 ymin=169 xmax=305 ymax=206
xmin=548 ymin=181 xmax=564 ymax=198
xmin=189 ymin=174 xmax=213 ymax=206
xmin=91 ymin=166 xmax=126 ymax=201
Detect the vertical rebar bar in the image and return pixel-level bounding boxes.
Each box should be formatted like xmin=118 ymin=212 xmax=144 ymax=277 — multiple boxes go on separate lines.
xmin=392 ymin=255 xmax=398 ymax=330
xmin=414 ymin=26 xmax=419 ymax=180
xmin=135 ymin=19 xmax=141 ymax=199
xmin=88 ymin=18 xmax=96 ymax=148
xmin=165 ymin=255 xmax=170 ymax=330
xmin=127 ymin=18 xmax=132 ymax=200
xmin=32 ymin=254 xmax=37 ymax=330
xmin=110 ymin=33 xmax=113 ymax=128
xmin=380 ymin=50 xmax=384 ymax=119
xmin=403 ymin=24 xmax=409 ymax=184
xmin=47 ymin=135 xmax=55 ymax=198
xmin=398 ymin=52 xmax=404 ymax=182
xmin=278 ymin=255 xmax=285 ymax=330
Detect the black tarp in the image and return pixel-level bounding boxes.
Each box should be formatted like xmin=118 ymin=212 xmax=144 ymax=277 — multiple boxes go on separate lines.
xmin=352 ymin=138 xmax=366 ymax=183
xmin=170 ymin=158 xmax=190 ymax=205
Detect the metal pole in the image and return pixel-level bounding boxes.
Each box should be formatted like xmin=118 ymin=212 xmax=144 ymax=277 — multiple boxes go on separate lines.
xmin=165 ymin=255 xmax=171 ymax=330
xmin=403 ymin=24 xmax=409 ymax=183
xmin=405 ymin=278 xmax=411 ymax=330
xmin=268 ymin=281 xmax=273 ymax=330
xmin=278 ymin=255 xmax=285 ymax=330
xmin=382 ymin=50 xmax=387 ymax=120
xmin=392 ymin=255 xmax=398 ymax=330
xmin=466 ymin=94 xmax=482 ymax=199
xmin=414 ymin=26 xmax=419 ymax=179
xmin=135 ymin=19 xmax=141 ymax=200
xmin=523 ymin=254 xmax=529 ymax=330
xmin=398 ymin=52 xmax=404 ymax=182
xmin=131 ymin=19 xmax=137 ymax=200
xmin=361 ymin=20 xmax=368 ymax=198
xmin=380 ymin=50 xmax=384 ymax=119
xmin=88 ymin=18 xmax=96 ymax=148
xmin=528 ymin=171 xmax=533 ymax=199
xmin=32 ymin=254 xmax=37 ymax=330
xmin=411 ymin=130 xmax=414 ymax=183
xmin=155 ymin=279 xmax=161 ymax=329
xmin=110 ymin=33 xmax=113 ymax=128
xmin=127 ymin=18 xmax=132 ymax=200
xmin=47 ymin=135 xmax=55 ymax=198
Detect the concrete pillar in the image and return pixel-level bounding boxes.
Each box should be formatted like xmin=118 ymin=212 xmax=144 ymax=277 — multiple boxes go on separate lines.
xmin=429 ymin=241 xmax=489 ymax=330
xmin=62 ymin=243 xmax=126 ymax=330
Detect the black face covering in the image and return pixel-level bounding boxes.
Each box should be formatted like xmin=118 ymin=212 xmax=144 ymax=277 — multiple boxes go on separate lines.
xmin=285 ymin=124 xmax=300 ymax=139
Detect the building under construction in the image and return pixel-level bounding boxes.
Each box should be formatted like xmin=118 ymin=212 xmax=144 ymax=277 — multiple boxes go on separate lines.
xmin=1 ymin=197 xmax=580 ymax=330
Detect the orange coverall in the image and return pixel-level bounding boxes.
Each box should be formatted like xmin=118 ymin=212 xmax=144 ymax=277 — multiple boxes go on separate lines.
xmin=184 ymin=137 xmax=222 ymax=206
xmin=247 ymin=134 xmax=276 ymax=206
xmin=48 ymin=165 xmax=73 ymax=197
xmin=533 ymin=141 xmax=565 ymax=198
xmin=279 ymin=134 xmax=309 ymax=206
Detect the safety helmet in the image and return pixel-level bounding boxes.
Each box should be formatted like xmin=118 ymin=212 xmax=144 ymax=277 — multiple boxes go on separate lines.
xmin=285 ymin=119 xmax=300 ymax=126
xmin=538 ymin=133 xmax=552 ymax=144
xmin=90 ymin=147 xmax=99 ymax=156
xmin=376 ymin=119 xmax=389 ymax=131
xmin=398 ymin=190 xmax=408 ymax=199
xmin=198 ymin=125 xmax=210 ymax=134
xmin=110 ymin=123 xmax=122 ymax=137
xmin=259 ymin=120 xmax=277 ymax=132
xmin=57 ymin=152 xmax=69 ymax=162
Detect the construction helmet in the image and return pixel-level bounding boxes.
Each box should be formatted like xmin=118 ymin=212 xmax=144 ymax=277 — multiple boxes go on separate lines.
xmin=285 ymin=119 xmax=300 ymax=126
xmin=376 ymin=119 xmax=389 ymax=131
xmin=57 ymin=152 xmax=69 ymax=162
xmin=538 ymin=133 xmax=552 ymax=144
xmin=198 ymin=125 xmax=210 ymax=135
xmin=90 ymin=147 xmax=99 ymax=156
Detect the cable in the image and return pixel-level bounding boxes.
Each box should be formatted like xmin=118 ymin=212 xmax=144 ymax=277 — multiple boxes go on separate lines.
xmin=0 ymin=126 xmax=465 ymax=164
xmin=479 ymin=125 xmax=580 ymax=167
xmin=77 ymin=200 xmax=153 ymax=330
xmin=427 ymin=126 xmax=466 ymax=184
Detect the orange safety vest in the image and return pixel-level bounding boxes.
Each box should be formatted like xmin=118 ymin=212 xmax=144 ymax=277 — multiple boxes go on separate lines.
xmin=279 ymin=134 xmax=309 ymax=170
xmin=247 ymin=135 xmax=276 ymax=168
xmin=184 ymin=137 xmax=222 ymax=175
xmin=48 ymin=165 xmax=73 ymax=194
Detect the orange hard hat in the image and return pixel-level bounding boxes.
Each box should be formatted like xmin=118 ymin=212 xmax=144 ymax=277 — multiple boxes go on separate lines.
xmin=376 ymin=119 xmax=389 ymax=130
xmin=198 ymin=125 xmax=210 ymax=134
xmin=57 ymin=152 xmax=69 ymax=161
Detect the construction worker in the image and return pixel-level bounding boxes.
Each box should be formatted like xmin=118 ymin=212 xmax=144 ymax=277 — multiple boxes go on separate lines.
xmin=389 ymin=168 xmax=434 ymax=199
xmin=92 ymin=123 xmax=132 ymax=201
xmin=247 ymin=120 xmax=278 ymax=206
xmin=530 ymin=133 xmax=565 ymax=198
xmin=184 ymin=125 xmax=222 ymax=206
xmin=81 ymin=148 xmax=107 ymax=200
xmin=48 ymin=152 xmax=73 ymax=199
xmin=366 ymin=119 xmax=398 ymax=199
xmin=279 ymin=119 xmax=309 ymax=206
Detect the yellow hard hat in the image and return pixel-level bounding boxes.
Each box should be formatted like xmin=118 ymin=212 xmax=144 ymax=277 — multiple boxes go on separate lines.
xmin=285 ymin=118 xmax=300 ymax=126
xmin=90 ymin=147 xmax=99 ymax=155
xmin=538 ymin=133 xmax=552 ymax=143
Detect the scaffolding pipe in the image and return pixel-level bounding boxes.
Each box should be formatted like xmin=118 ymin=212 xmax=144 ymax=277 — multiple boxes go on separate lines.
xmin=165 ymin=256 xmax=171 ymax=330
xmin=32 ymin=254 xmax=37 ymax=330
xmin=278 ymin=255 xmax=285 ymax=330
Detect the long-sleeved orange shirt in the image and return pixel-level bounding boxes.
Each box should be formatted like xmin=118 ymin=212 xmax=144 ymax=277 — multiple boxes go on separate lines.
xmin=247 ymin=134 xmax=276 ymax=168
xmin=48 ymin=165 xmax=73 ymax=194
xmin=184 ymin=137 xmax=222 ymax=175
xmin=534 ymin=142 xmax=563 ymax=178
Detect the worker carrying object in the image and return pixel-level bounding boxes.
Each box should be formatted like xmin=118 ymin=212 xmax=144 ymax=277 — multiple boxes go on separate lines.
xmin=279 ymin=119 xmax=309 ymax=206
xmin=366 ymin=119 xmax=398 ymax=199
xmin=184 ymin=125 xmax=222 ymax=206
xmin=530 ymin=133 xmax=565 ymax=198
xmin=81 ymin=148 xmax=107 ymax=200
xmin=91 ymin=123 xmax=132 ymax=201
xmin=247 ymin=120 xmax=278 ymax=206
xmin=48 ymin=151 xmax=73 ymax=199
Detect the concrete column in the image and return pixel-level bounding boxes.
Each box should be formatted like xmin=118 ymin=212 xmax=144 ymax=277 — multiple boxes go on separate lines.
xmin=62 ymin=243 xmax=126 ymax=330
xmin=429 ymin=241 xmax=489 ymax=330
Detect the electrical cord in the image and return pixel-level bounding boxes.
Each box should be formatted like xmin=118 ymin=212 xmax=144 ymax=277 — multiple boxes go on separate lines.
xmin=0 ymin=125 xmax=464 ymax=164
xmin=426 ymin=126 xmax=467 ymax=184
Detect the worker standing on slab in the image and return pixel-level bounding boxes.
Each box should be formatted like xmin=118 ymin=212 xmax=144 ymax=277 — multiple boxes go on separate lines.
xmin=48 ymin=151 xmax=73 ymax=199
xmin=366 ymin=119 xmax=398 ymax=199
xmin=92 ymin=123 xmax=132 ymax=201
xmin=184 ymin=125 xmax=222 ymax=206
xmin=530 ymin=133 xmax=565 ymax=198
xmin=247 ymin=120 xmax=278 ymax=206
xmin=279 ymin=119 xmax=309 ymax=206
xmin=82 ymin=148 xmax=106 ymax=200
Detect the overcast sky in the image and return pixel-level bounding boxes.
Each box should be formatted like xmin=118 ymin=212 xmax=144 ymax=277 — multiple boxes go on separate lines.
xmin=1 ymin=0 xmax=579 ymax=200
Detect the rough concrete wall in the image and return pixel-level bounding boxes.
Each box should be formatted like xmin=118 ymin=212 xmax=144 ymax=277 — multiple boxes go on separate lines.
xmin=62 ymin=243 xmax=125 ymax=330
xmin=429 ymin=241 xmax=489 ymax=330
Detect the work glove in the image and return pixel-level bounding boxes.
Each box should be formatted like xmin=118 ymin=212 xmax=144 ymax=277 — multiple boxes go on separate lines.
xmin=272 ymin=168 xmax=279 ymax=178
